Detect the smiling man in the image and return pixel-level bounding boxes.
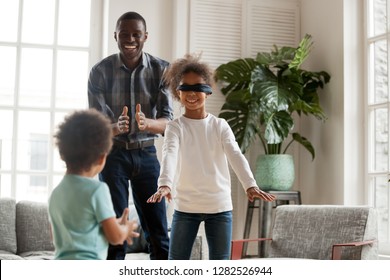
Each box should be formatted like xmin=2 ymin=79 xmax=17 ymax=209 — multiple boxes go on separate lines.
xmin=88 ymin=11 xmax=173 ymax=260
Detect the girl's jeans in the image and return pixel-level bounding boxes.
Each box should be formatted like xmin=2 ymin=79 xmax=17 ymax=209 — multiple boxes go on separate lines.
xmin=169 ymin=210 xmax=232 ymax=260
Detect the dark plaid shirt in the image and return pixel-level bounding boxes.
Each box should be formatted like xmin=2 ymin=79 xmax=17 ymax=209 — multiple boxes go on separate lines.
xmin=88 ymin=52 xmax=173 ymax=143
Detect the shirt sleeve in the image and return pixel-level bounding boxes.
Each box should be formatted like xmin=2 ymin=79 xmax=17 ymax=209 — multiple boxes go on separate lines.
xmin=156 ymin=67 xmax=174 ymax=121
xmin=158 ymin=121 xmax=180 ymax=188
xmin=88 ymin=66 xmax=116 ymax=123
xmin=91 ymin=182 xmax=116 ymax=223
xmin=220 ymin=119 xmax=257 ymax=190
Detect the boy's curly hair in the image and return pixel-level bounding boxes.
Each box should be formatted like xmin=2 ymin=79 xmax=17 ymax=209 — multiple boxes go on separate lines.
xmin=54 ymin=109 xmax=113 ymax=173
xmin=163 ymin=53 xmax=214 ymax=101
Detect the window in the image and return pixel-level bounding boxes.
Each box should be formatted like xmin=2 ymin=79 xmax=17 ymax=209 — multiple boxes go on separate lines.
xmin=0 ymin=0 xmax=102 ymax=202
xmin=29 ymin=134 xmax=48 ymax=187
xmin=366 ymin=0 xmax=390 ymax=255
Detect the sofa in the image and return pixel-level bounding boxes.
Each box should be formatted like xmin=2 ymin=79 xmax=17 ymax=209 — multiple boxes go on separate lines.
xmin=0 ymin=198 xmax=54 ymax=260
xmin=0 ymin=198 xmax=202 ymax=260
xmin=231 ymin=205 xmax=379 ymax=260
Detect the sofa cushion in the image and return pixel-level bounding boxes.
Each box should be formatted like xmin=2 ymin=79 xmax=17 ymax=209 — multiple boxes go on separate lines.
xmin=16 ymin=200 xmax=54 ymax=254
xmin=0 ymin=198 xmax=17 ymax=254
xmin=0 ymin=251 xmax=24 ymax=260
xmin=19 ymin=250 xmax=55 ymax=260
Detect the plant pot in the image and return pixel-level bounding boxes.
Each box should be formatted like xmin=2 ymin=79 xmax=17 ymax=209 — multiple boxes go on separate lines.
xmin=255 ymin=154 xmax=295 ymax=191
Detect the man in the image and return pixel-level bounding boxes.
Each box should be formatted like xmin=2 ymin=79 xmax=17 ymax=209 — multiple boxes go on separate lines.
xmin=88 ymin=11 xmax=172 ymax=260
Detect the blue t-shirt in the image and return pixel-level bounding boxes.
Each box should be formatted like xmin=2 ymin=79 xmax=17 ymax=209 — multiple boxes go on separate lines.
xmin=48 ymin=174 xmax=116 ymax=260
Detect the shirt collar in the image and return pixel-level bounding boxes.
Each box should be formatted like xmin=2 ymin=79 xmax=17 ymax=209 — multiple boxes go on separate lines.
xmin=116 ymin=52 xmax=147 ymax=71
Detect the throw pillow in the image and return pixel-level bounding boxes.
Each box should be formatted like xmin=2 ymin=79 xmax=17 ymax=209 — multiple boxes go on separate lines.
xmin=0 ymin=198 xmax=17 ymax=254
xmin=16 ymin=200 xmax=54 ymax=254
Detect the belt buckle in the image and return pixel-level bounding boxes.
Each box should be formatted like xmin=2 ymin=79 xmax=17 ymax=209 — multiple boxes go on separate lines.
xmin=125 ymin=142 xmax=138 ymax=150
xmin=124 ymin=140 xmax=151 ymax=150
xmin=138 ymin=140 xmax=152 ymax=149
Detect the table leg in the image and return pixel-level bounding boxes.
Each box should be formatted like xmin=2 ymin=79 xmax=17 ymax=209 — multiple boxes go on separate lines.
xmin=259 ymin=200 xmax=273 ymax=257
xmin=242 ymin=200 xmax=255 ymax=257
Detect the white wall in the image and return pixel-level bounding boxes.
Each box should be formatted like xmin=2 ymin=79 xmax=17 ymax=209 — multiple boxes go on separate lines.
xmin=342 ymin=0 xmax=366 ymax=205
xmin=299 ymin=0 xmax=365 ymax=205
xmin=299 ymin=0 xmax=344 ymax=204
xmin=103 ymin=0 xmax=174 ymax=61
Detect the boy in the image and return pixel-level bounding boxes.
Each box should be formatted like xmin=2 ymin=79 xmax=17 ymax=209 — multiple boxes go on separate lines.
xmin=48 ymin=109 xmax=139 ymax=260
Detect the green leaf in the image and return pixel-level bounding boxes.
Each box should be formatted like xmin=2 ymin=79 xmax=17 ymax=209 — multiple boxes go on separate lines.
xmin=218 ymin=99 xmax=259 ymax=153
xmin=251 ymin=66 xmax=296 ymax=112
xmin=289 ymin=34 xmax=313 ymax=69
xmin=225 ymin=88 xmax=251 ymax=103
xmin=292 ymin=132 xmax=315 ymax=160
xmin=215 ymin=58 xmax=259 ymax=96
xmin=256 ymin=46 xmax=295 ymax=66
xmin=264 ymin=111 xmax=293 ymax=144
xmin=215 ymin=33 xmax=331 ymax=158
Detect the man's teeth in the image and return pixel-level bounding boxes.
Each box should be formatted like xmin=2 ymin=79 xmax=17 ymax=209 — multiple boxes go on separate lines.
xmin=125 ymin=45 xmax=136 ymax=49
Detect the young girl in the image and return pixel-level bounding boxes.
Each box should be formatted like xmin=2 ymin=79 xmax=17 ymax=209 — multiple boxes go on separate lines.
xmin=49 ymin=109 xmax=139 ymax=259
xmin=147 ymin=54 xmax=275 ymax=260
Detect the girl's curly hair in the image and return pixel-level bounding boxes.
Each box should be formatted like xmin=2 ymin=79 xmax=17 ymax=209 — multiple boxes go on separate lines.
xmin=163 ymin=53 xmax=214 ymax=101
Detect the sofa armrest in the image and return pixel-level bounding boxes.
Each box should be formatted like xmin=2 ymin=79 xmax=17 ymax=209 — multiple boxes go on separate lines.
xmin=331 ymin=239 xmax=376 ymax=260
xmin=231 ymin=238 xmax=272 ymax=260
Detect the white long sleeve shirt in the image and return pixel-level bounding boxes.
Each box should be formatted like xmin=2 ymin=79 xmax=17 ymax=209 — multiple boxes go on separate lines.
xmin=158 ymin=114 xmax=257 ymax=213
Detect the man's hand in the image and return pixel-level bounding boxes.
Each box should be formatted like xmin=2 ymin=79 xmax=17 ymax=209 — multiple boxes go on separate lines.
xmin=136 ymin=104 xmax=149 ymax=131
xmin=117 ymin=106 xmax=129 ymax=134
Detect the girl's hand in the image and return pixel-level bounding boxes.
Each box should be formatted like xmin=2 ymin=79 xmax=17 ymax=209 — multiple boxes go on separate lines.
xmin=246 ymin=186 xmax=276 ymax=202
xmin=147 ymin=186 xmax=172 ymax=203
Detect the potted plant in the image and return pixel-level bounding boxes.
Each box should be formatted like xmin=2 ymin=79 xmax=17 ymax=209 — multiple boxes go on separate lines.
xmin=214 ymin=34 xmax=330 ymax=190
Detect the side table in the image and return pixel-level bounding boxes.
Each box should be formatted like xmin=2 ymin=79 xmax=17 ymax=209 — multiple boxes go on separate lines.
xmin=242 ymin=190 xmax=302 ymax=258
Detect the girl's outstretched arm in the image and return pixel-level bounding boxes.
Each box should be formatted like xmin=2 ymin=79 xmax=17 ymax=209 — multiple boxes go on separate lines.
xmin=147 ymin=186 xmax=172 ymax=203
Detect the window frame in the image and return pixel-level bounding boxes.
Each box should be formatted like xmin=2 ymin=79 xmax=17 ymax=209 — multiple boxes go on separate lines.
xmin=0 ymin=0 xmax=103 ymax=201
xmin=365 ymin=0 xmax=390 ymax=257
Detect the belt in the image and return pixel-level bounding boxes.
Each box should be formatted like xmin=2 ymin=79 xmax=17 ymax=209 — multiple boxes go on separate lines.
xmin=114 ymin=139 xmax=154 ymax=150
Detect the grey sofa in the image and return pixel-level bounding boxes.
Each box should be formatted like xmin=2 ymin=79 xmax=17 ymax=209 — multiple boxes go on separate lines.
xmin=0 ymin=197 xmax=202 ymax=260
xmin=0 ymin=198 xmax=54 ymax=260
xmin=231 ymin=205 xmax=379 ymax=260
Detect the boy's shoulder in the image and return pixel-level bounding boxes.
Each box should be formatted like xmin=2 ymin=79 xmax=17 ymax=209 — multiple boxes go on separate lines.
xmin=55 ymin=174 xmax=105 ymax=191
